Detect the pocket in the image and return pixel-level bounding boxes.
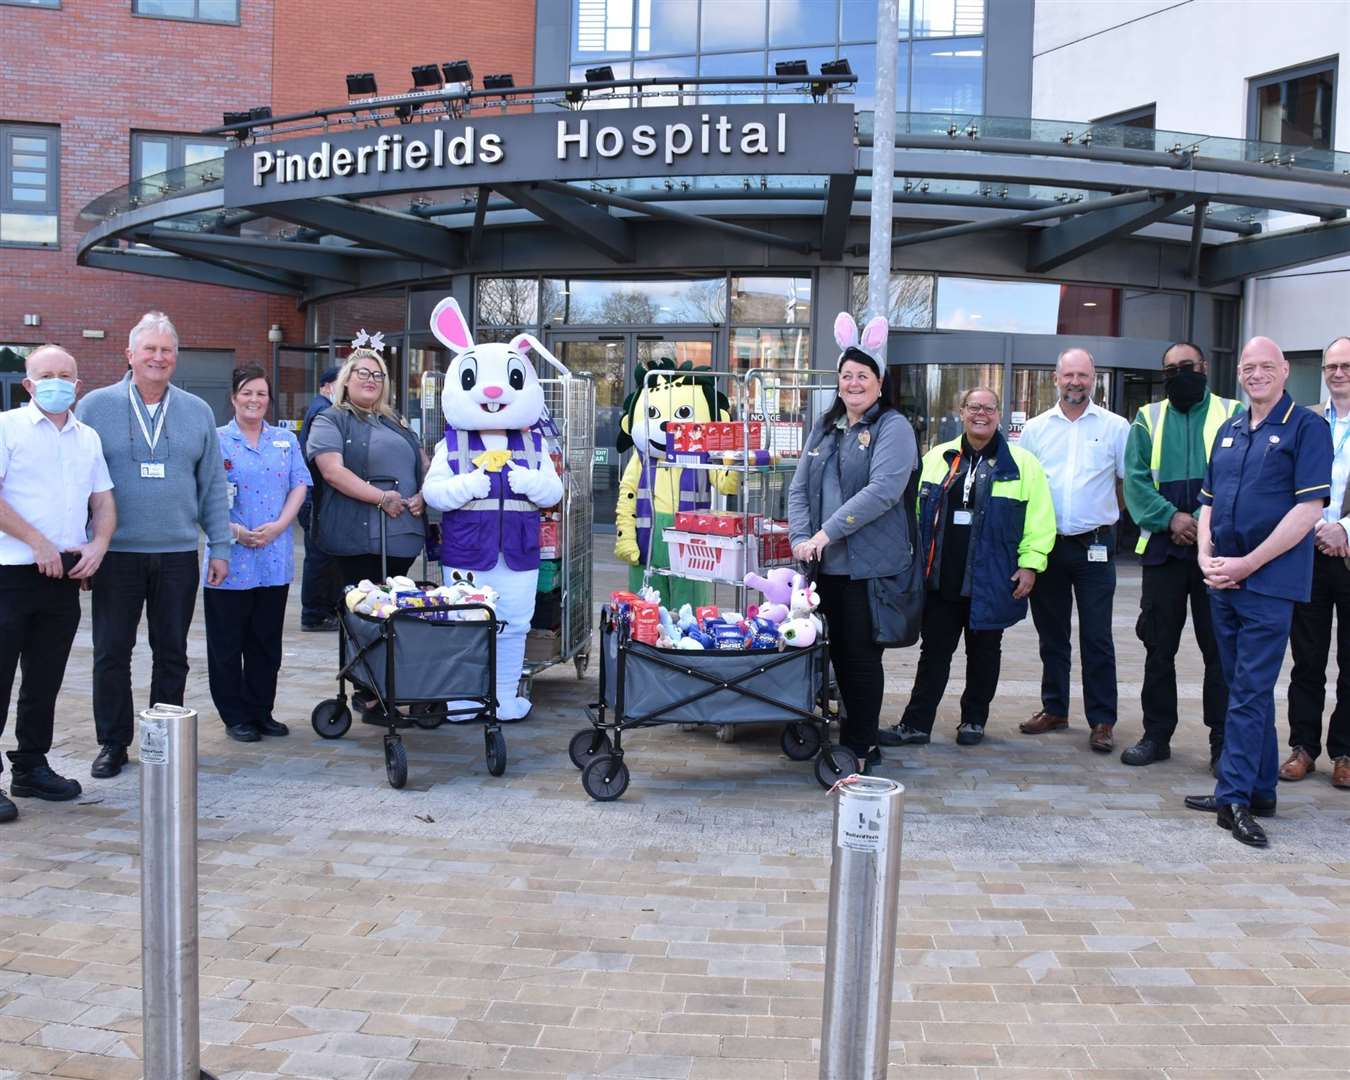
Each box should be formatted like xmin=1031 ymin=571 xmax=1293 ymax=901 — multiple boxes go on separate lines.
xmin=443 ymin=511 xmax=493 ymax=565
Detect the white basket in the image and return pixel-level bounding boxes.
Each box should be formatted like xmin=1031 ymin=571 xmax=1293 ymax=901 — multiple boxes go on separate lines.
xmin=663 ymin=529 xmax=755 ymax=582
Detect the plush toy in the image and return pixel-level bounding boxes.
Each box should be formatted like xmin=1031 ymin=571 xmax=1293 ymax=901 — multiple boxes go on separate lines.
xmin=421 ymin=297 xmax=564 ymax=721
xmin=789 ymin=581 xmax=824 ymax=636
xmin=614 ymin=358 xmax=738 ymax=607
xmin=780 ymin=617 xmax=817 ymax=647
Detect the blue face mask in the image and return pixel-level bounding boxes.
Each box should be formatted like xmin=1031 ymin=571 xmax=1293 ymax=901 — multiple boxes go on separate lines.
xmin=32 ymin=378 xmax=77 ymax=414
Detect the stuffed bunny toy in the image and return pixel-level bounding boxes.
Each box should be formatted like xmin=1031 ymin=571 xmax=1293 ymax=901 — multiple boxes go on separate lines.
xmin=421 ymin=296 xmax=564 ymax=721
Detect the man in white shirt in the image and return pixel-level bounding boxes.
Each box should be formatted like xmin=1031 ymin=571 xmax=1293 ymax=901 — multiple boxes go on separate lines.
xmin=0 ymin=346 xmax=115 ymax=822
xmin=1016 ymin=348 xmax=1130 ymax=753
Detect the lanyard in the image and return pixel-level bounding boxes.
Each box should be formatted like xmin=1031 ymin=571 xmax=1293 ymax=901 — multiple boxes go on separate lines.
xmin=129 ymin=380 xmax=170 ymax=454
xmin=1329 ymin=405 xmax=1350 ymax=459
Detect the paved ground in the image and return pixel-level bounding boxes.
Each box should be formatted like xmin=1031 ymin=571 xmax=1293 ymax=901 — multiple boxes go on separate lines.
xmin=2 ymin=552 xmax=1349 ymax=1079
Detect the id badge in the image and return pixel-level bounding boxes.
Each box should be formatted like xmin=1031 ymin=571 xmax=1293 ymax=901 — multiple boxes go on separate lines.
xmin=953 ymin=509 xmax=973 ymax=526
xmin=1087 ymin=543 xmax=1109 ymax=563
xmin=140 ymin=462 xmax=166 ymax=479
xmin=227 ymin=481 xmax=238 ymax=509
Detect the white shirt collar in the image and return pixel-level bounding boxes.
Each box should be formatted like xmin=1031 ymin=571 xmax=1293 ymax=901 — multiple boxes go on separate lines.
xmin=1050 ymin=399 xmax=1103 ymax=423
xmin=22 ymin=399 xmax=82 ymax=433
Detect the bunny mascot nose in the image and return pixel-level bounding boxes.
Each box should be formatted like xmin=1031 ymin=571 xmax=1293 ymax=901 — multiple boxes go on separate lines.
xmin=483 ymin=385 xmax=503 ymax=399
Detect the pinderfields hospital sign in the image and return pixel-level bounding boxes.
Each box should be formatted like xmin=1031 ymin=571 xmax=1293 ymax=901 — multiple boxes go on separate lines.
xmin=223 ymin=104 xmax=856 ymax=207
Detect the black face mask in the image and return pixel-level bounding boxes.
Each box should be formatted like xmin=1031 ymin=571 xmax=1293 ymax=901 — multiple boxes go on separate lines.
xmin=1165 ymin=369 xmax=1207 ymax=412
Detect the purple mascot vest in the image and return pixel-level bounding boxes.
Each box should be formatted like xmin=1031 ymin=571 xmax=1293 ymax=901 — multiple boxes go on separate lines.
xmin=439 ymin=426 xmax=545 ymax=572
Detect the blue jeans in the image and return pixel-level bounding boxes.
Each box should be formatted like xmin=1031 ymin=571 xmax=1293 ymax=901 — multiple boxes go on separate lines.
xmin=1210 ymin=587 xmax=1292 ymax=807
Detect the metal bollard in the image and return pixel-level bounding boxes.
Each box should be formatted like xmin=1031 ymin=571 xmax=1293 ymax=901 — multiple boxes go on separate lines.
xmin=139 ymin=704 xmax=216 ymax=1080
xmin=819 ymin=776 xmax=905 ymax=1080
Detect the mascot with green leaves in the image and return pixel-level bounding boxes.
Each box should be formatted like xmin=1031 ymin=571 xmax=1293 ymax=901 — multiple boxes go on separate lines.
xmin=615 ymin=359 xmax=738 ymax=608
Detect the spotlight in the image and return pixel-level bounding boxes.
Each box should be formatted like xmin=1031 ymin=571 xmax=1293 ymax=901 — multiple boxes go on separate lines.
xmin=346 ymin=72 xmax=377 ymax=96
xmin=585 ymin=65 xmax=616 ymax=83
xmin=564 ymin=84 xmax=585 ymax=104
xmin=395 ymin=93 xmax=421 ymax=124
xmin=774 ymin=59 xmax=810 ymax=78
xmin=411 ymin=64 xmax=442 ymax=88
xmin=222 ymin=110 xmax=250 ymax=127
xmin=248 ymin=106 xmax=272 ymax=123
xmin=483 ymin=73 xmax=515 ymax=90
xmin=442 ymin=59 xmax=473 ymax=84
xmin=820 ymin=58 xmax=855 ymax=82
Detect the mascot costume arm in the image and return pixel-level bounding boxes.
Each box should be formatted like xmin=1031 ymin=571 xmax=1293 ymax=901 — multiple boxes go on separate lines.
xmin=615 ymin=455 xmax=643 ymax=565
xmin=423 ymin=439 xmax=491 ymax=512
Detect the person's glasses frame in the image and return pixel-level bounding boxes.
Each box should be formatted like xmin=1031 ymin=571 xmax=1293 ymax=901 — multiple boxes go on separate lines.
xmin=962 ymin=403 xmax=999 ymax=416
xmin=352 ymin=367 xmax=387 ymax=383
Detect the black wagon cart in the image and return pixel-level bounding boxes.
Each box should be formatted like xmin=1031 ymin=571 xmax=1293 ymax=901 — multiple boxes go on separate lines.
xmin=310 ymin=599 xmax=503 ymax=789
xmin=570 ymin=604 xmax=857 ymax=800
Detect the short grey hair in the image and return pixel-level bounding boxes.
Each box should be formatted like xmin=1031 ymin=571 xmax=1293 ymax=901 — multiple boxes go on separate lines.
xmin=1056 ymin=347 xmax=1096 ymax=372
xmin=128 ymin=311 xmax=179 ymax=352
xmin=1325 ymin=336 xmax=1350 ymax=359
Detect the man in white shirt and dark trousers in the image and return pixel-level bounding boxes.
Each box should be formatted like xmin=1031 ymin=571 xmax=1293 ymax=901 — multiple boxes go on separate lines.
xmin=1017 ymin=348 xmax=1131 ymax=753
xmin=0 ymin=346 xmax=115 ymax=822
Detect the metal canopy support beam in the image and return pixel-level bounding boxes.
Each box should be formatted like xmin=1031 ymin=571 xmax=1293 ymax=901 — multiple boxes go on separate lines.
xmin=137 ymin=230 xmax=364 ymax=284
xmin=1028 ymin=192 xmax=1195 ymax=272
xmin=468 ymin=185 xmax=489 ymax=263
xmin=496 ymin=182 xmax=635 ymax=263
xmin=1199 ymin=216 xmax=1350 ymax=286
xmin=1187 ymin=200 xmax=1209 ymax=280
xmin=254 ymin=196 xmax=464 ymax=265
xmin=819 ymin=173 xmax=857 ymax=261
xmin=83 ymin=248 xmax=301 ymax=295
xmin=889 ymin=190 xmax=1153 ymax=251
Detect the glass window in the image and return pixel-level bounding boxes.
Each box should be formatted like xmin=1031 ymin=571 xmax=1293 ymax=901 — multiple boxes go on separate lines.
xmin=2 ymin=124 xmax=58 ymax=247
xmin=134 ymin=0 xmax=238 ymax=21
xmin=568 ymin=61 xmax=635 ymax=108
xmin=1119 ymin=289 xmax=1185 ymax=341
xmin=699 ymin=50 xmax=766 ymax=104
xmin=841 ymin=0 xmax=877 ymax=42
xmin=936 ymin=278 xmax=1061 ymax=333
xmin=912 ymin=0 xmax=983 ymax=37
xmin=911 ymin=37 xmax=983 ymax=114
xmin=633 ymin=55 xmax=698 ymax=106
xmin=900 ymin=363 xmax=1005 ymax=453
xmin=477 ymin=278 xmax=540 ymax=326
xmin=131 ymin=132 xmax=227 ymax=182
xmin=769 ymin=0 xmax=839 ymax=47
xmin=574 ymin=0 xmax=635 ymax=56
xmin=731 ymin=276 xmax=811 ymax=324
xmin=701 ymin=0 xmax=768 ymax=52
xmin=1285 ymin=350 xmax=1323 ymax=406
xmin=639 ymin=0 xmax=699 ymax=54
xmin=1 ymin=0 xmax=61 ymax=7
xmin=1057 ymin=284 xmax=1119 ymax=337
xmin=838 ymin=45 xmax=892 ymax=112
xmin=543 ymin=278 xmax=726 ymax=324
xmin=1250 ymin=61 xmax=1336 ymax=150
xmin=1010 ymin=367 xmax=1112 ymax=439
xmin=851 ymin=272 xmax=935 ymax=328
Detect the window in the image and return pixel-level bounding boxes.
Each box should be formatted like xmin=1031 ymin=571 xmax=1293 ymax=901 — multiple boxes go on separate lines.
xmin=1 ymin=124 xmax=59 ymax=247
xmin=851 ymin=272 xmax=935 ymax=328
xmin=1095 ymin=104 xmax=1156 ymax=129
xmin=1249 ymin=59 xmax=1336 ymax=149
xmin=131 ymin=132 xmax=227 ymax=183
xmin=133 ymin=0 xmax=238 ymax=22
xmin=2 ymin=0 xmax=60 ymax=8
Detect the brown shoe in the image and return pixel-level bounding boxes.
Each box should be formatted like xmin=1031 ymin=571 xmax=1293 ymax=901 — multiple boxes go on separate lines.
xmin=1020 ymin=710 xmax=1069 ymax=735
xmin=1089 ymin=724 xmax=1114 ymax=753
xmin=1278 ymin=747 xmax=1315 ymax=782
xmin=1333 ymin=757 xmax=1350 ymax=790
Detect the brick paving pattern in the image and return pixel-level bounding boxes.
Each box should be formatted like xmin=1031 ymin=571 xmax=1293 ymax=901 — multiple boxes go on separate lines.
xmin=1 ymin=555 xmax=1348 ymax=1079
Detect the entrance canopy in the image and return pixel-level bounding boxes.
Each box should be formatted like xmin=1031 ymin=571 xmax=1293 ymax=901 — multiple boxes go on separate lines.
xmin=78 ymin=77 xmax=1350 ymax=302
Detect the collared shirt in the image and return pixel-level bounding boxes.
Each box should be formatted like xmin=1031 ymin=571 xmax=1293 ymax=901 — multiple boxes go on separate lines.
xmin=1199 ymin=392 xmax=1332 ymax=603
xmin=206 ymin=420 xmax=310 ymax=590
xmin=1322 ymin=401 xmax=1350 ymax=530
xmin=1017 ymin=399 xmax=1129 ymax=534
xmin=0 ymin=401 xmax=114 ymax=565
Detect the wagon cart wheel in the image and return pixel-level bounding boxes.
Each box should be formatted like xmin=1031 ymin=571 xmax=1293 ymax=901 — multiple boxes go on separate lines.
xmin=411 ymin=703 xmax=442 ymax=730
xmin=781 ymin=721 xmax=822 ymax=762
xmin=485 ymin=728 xmax=507 ymax=777
xmin=813 ymin=745 xmax=859 ymax=789
xmin=383 ymin=735 xmax=408 ymax=789
xmin=581 ymin=754 xmax=630 ymax=802
xmin=574 ymin=652 xmax=590 ymax=678
xmin=568 ymin=728 xmax=613 ymax=770
xmin=311 ymin=699 xmax=352 ymax=740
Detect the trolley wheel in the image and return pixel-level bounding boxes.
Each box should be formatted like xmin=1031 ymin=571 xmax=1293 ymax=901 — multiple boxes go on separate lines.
xmin=485 ymin=728 xmax=507 ymax=777
xmin=384 ymin=736 xmax=408 ymax=789
xmin=411 ymin=703 xmax=442 ymax=729
xmin=311 ymin=699 xmax=352 ymax=740
xmin=814 ymin=746 xmax=860 ymax=789
xmin=574 ymin=652 xmax=590 ymax=678
xmin=568 ymin=728 xmax=613 ymax=770
xmin=581 ymin=754 xmax=630 ymax=802
xmin=781 ymin=721 xmax=822 ymax=762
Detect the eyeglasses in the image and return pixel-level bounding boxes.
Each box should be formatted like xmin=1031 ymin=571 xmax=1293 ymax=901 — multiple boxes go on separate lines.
xmin=1324 ymin=363 xmax=1350 ymax=374
xmin=351 ymin=368 xmax=386 ymax=383
xmin=1165 ymin=360 xmax=1200 ymax=373
xmin=963 ymin=404 xmax=999 ymax=416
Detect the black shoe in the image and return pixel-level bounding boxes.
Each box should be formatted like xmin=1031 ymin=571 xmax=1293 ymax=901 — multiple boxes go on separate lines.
xmin=225 ymin=724 xmax=261 ymax=743
xmin=860 ymin=746 xmax=883 ymax=774
xmin=257 ymin=718 xmax=289 ymax=737
xmin=9 ymin=764 xmax=82 ymax=802
xmin=91 ymin=745 xmax=128 ymax=779
xmin=1216 ymin=802 xmax=1269 ymax=847
xmin=955 ymin=722 xmax=984 ymax=746
xmin=301 ymin=617 xmax=340 ymax=632
xmin=1184 ymin=793 xmax=1276 ymax=818
xmin=0 ymin=790 xmax=16 ymax=823
xmin=877 ymin=723 xmax=930 ymax=747
xmin=1121 ymin=738 xmax=1171 ymax=767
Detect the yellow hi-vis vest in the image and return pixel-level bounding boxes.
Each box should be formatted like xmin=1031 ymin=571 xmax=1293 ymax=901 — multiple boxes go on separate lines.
xmin=1134 ymin=393 xmax=1242 ymax=554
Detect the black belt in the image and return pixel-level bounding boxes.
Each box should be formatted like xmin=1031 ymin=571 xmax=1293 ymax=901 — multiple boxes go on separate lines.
xmin=1057 ymin=526 xmax=1110 ymax=541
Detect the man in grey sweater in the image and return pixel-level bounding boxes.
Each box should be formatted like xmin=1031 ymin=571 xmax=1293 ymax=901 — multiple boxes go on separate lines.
xmin=75 ymin=312 xmax=231 ymax=778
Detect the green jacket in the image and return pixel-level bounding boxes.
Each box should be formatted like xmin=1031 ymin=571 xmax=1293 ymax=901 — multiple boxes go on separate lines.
xmin=1124 ymin=391 xmax=1242 ymax=565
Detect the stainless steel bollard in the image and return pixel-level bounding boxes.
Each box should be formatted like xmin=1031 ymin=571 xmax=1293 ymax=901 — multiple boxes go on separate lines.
xmin=139 ymin=704 xmax=216 ymax=1080
xmin=819 ymin=776 xmax=905 ymax=1080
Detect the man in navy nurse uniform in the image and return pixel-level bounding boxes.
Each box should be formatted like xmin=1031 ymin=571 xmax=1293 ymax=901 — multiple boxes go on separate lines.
xmin=1184 ymin=337 xmax=1333 ymax=847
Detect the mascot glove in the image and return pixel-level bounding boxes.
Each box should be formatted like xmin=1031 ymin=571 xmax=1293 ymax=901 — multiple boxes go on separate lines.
xmin=615 ymin=535 xmax=641 ymax=565
xmin=506 ymin=464 xmax=547 ymax=503
xmin=433 ymin=469 xmax=491 ymax=509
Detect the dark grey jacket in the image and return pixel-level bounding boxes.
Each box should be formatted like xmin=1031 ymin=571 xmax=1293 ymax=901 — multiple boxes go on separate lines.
xmin=788 ymin=404 xmax=918 ymax=579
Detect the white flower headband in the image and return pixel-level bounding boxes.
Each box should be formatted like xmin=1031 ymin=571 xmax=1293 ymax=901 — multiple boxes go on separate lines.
xmin=351 ymin=328 xmax=386 ymax=353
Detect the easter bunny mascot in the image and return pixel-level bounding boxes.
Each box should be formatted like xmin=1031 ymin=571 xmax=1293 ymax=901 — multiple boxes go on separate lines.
xmin=421 ymin=297 xmax=563 ymax=721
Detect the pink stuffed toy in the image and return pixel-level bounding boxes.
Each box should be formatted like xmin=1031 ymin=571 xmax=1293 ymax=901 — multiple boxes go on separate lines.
xmin=745 ymin=567 xmax=803 ymax=625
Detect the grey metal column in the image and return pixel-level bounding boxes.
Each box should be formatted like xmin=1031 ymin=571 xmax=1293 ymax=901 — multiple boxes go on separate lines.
xmin=866 ymin=0 xmax=901 ymax=364
xmin=139 ymin=703 xmax=216 ymax=1080
xmin=819 ymin=776 xmax=905 ymax=1079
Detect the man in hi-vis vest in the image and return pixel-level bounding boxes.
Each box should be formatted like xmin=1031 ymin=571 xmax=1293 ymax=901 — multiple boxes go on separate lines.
xmin=1121 ymin=342 xmax=1242 ymax=771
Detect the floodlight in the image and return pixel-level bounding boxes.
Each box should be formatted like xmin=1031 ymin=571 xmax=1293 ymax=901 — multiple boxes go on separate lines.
xmin=222 ymin=110 xmax=250 ymax=127
xmin=585 ymin=65 xmax=616 ymax=83
xmin=248 ymin=106 xmax=272 ymax=122
xmin=346 ymin=72 xmax=377 ymax=96
xmin=812 ymin=58 xmax=855 ymax=100
xmin=395 ymin=92 xmax=421 ymax=123
xmin=411 ymin=64 xmax=442 ymax=88
xmin=483 ymin=73 xmax=515 ymax=90
xmin=774 ymin=59 xmax=810 ymax=78
xmin=442 ymin=60 xmax=473 ymax=84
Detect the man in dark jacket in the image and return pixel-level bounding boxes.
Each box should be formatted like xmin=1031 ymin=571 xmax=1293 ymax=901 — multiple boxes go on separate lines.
xmin=298 ymin=367 xmax=339 ymax=631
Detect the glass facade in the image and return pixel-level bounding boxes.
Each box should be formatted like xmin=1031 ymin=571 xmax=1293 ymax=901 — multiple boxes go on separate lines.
xmin=569 ymin=0 xmax=985 ymax=112
xmin=1250 ymin=60 xmax=1336 ymax=150
xmin=1 ymin=124 xmax=59 ymax=247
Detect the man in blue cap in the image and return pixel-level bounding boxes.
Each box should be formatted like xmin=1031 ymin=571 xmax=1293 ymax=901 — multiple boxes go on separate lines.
xmin=299 ymin=366 xmax=340 ymax=631
xmin=1184 ymin=337 xmax=1332 ymax=847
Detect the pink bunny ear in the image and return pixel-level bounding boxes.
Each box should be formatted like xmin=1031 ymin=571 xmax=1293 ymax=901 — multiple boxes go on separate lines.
xmin=511 ymin=332 xmax=566 ymax=378
xmin=833 ymin=312 xmax=859 ymax=352
xmin=430 ymin=297 xmax=473 ymax=354
xmin=860 ymin=315 xmax=889 ymax=353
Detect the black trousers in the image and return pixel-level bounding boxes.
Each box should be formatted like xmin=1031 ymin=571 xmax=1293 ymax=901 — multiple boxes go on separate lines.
xmin=336 ymin=553 xmax=416 ymax=589
xmin=817 ymin=573 xmax=883 ymax=755
xmin=299 ymin=505 xmax=340 ymax=627
xmin=1029 ymin=531 xmax=1118 ymax=727
xmin=91 ymin=550 xmax=199 ymax=749
xmin=204 ymin=585 xmax=289 ymax=730
xmin=1288 ymin=551 xmax=1350 ymax=762
xmin=1138 ymin=557 xmax=1227 ymax=754
xmin=901 ymin=593 xmax=1003 ymax=733
xmin=0 ymin=564 xmax=82 ymax=775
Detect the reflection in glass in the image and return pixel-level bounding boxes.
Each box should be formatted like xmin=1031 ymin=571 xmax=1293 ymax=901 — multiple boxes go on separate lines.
xmin=1256 ymin=66 xmax=1335 ymax=149
xmin=633 ymin=55 xmax=697 ymax=105
xmin=557 ymin=339 xmax=626 ymax=525
xmin=184 ymin=143 xmax=223 ymax=167
xmin=769 ymin=0 xmax=839 ymax=47
xmin=641 ymin=0 xmax=699 ymax=53
xmin=1010 ymin=367 xmax=1112 ymax=439
xmin=636 ymin=338 xmax=713 ymax=369
xmin=544 ymin=278 xmax=726 ymax=324
xmin=936 ymin=277 xmax=1060 ymax=333
xmin=573 ymin=0 xmax=635 ymax=57
xmin=1057 ymin=284 xmax=1119 ymax=336
xmin=137 ymin=140 xmax=169 ymax=179
xmin=701 ymin=0 xmax=768 ymax=51
xmin=841 ymin=0 xmax=878 ymax=41
xmin=478 ymin=278 xmax=540 ymax=326
xmin=911 ymin=37 xmax=983 ymax=114
xmin=891 ymin=362 xmax=1004 ymax=454
xmin=912 ymin=0 xmax=984 ymax=37
xmin=851 ymin=272 xmax=934 ymax=328
xmin=0 ymin=213 xmax=58 ymax=245
xmin=698 ymin=50 xmax=766 ymax=105
xmin=731 ymin=276 xmax=811 ymax=324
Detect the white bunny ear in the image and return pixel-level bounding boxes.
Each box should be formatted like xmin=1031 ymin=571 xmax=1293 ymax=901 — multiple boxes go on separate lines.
xmin=430 ymin=297 xmax=473 ymax=355
xmin=833 ymin=312 xmax=860 ymax=352
xmin=860 ymin=316 xmax=889 ymax=353
xmin=510 ymin=332 xmax=568 ymax=378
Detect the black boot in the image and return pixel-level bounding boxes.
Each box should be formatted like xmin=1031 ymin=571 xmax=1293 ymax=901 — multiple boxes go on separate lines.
xmin=9 ymin=764 xmax=82 ymax=802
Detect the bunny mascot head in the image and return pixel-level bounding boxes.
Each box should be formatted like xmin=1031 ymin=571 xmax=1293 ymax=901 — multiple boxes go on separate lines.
xmin=419 ymin=297 xmax=565 ymax=721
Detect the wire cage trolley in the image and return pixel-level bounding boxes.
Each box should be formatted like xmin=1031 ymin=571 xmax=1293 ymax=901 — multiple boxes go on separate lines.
xmin=569 ymin=604 xmax=859 ymax=801
xmin=310 ymin=600 xmax=504 ymax=789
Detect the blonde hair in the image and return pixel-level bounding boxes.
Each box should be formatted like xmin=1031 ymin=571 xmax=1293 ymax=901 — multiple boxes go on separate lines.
xmin=333 ymin=349 xmax=398 ymax=421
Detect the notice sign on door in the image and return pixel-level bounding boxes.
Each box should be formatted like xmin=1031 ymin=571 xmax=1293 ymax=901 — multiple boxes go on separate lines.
xmin=837 ymin=790 xmax=888 ymax=853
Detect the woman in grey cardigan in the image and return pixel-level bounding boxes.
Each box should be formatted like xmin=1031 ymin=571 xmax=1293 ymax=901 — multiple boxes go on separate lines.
xmin=788 ymin=314 xmax=918 ymax=771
